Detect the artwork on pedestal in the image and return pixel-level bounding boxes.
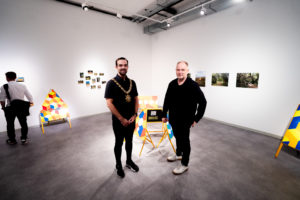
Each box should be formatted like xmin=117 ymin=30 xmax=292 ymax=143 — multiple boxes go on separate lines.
xmin=40 ymin=89 xmax=71 ymax=134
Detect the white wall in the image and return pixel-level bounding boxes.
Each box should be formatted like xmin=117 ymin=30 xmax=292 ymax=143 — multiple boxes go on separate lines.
xmin=151 ymin=0 xmax=300 ymax=137
xmin=1 ymin=0 xmax=299 ymax=138
xmin=0 ymin=0 xmax=152 ymax=132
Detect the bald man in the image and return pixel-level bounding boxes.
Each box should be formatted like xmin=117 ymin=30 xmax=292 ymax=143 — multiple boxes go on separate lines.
xmin=162 ymin=61 xmax=207 ymax=175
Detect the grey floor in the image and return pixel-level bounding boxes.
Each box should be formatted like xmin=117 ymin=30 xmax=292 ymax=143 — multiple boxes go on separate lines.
xmin=0 ymin=112 xmax=300 ymax=200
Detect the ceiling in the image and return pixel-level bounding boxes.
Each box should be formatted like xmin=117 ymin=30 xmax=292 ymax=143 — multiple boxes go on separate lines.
xmin=55 ymin=0 xmax=251 ymax=34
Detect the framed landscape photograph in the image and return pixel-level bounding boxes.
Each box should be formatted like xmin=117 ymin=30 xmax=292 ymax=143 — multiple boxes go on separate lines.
xmin=212 ymin=73 xmax=229 ymax=86
xmin=195 ymin=71 xmax=206 ymax=87
xmin=236 ymin=73 xmax=259 ymax=88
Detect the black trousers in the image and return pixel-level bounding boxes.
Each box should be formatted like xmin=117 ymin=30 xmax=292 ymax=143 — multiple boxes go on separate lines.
xmin=171 ymin=122 xmax=191 ymax=166
xmin=112 ymin=120 xmax=135 ymax=166
xmin=4 ymin=109 xmax=28 ymax=141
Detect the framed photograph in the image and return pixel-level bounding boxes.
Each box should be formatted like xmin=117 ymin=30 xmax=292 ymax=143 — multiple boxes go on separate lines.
xmin=80 ymin=72 xmax=84 ymax=78
xmin=97 ymin=85 xmax=101 ymax=89
xmin=102 ymin=81 xmax=106 ymax=84
xmin=85 ymin=76 xmax=91 ymax=80
xmin=92 ymin=79 xmax=96 ymax=84
xmin=195 ymin=71 xmax=206 ymax=87
xmin=78 ymin=80 xmax=84 ymax=84
xmin=16 ymin=77 xmax=24 ymax=82
xmin=91 ymin=85 xmax=96 ymax=89
xmin=86 ymin=81 xmax=90 ymax=86
xmin=97 ymin=77 xmax=100 ymax=82
xmin=100 ymin=73 xmax=104 ymax=76
xmin=236 ymin=73 xmax=259 ymax=88
xmin=94 ymin=73 xmax=98 ymax=76
xmin=212 ymin=73 xmax=229 ymax=86
xmin=88 ymin=70 xmax=93 ymax=74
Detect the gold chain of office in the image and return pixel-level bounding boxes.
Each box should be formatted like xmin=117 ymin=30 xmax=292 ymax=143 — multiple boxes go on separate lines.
xmin=112 ymin=78 xmax=132 ymax=103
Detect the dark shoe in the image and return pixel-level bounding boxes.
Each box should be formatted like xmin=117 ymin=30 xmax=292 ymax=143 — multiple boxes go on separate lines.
xmin=126 ymin=160 xmax=139 ymax=172
xmin=116 ymin=165 xmax=125 ymax=178
xmin=21 ymin=139 xmax=28 ymax=144
xmin=6 ymin=139 xmax=17 ymax=145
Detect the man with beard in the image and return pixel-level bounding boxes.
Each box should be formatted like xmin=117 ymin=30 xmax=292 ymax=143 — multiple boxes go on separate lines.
xmin=104 ymin=57 xmax=139 ymax=178
xmin=162 ymin=61 xmax=207 ymax=175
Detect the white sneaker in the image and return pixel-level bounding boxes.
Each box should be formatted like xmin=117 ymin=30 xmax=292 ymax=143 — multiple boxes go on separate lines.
xmin=167 ymin=154 xmax=182 ymax=162
xmin=172 ymin=164 xmax=189 ymax=175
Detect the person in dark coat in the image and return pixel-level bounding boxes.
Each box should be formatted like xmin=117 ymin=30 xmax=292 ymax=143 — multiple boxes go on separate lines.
xmin=162 ymin=61 xmax=207 ymax=175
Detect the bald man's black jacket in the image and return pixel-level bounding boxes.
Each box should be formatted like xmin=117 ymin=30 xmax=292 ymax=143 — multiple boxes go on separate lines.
xmin=162 ymin=77 xmax=207 ymax=126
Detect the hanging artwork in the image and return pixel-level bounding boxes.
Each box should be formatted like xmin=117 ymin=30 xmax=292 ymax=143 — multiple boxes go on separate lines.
xmin=195 ymin=71 xmax=206 ymax=87
xmin=40 ymin=89 xmax=71 ymax=134
xmin=78 ymin=69 xmax=106 ymax=90
xmin=236 ymin=73 xmax=259 ymax=88
xmin=212 ymin=73 xmax=229 ymax=86
xmin=16 ymin=77 xmax=24 ymax=82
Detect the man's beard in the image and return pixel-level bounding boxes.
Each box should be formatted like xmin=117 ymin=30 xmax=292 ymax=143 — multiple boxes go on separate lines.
xmin=119 ymin=70 xmax=127 ymax=76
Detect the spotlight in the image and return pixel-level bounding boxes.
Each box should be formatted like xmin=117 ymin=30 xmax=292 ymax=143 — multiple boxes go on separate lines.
xmin=167 ymin=23 xmax=171 ymax=27
xmin=116 ymin=13 xmax=122 ymax=19
xmin=200 ymin=7 xmax=206 ymax=16
xmin=82 ymin=3 xmax=89 ymax=11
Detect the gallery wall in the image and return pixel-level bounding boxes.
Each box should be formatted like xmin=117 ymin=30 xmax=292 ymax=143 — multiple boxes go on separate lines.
xmin=151 ymin=0 xmax=300 ymax=137
xmin=0 ymin=0 xmax=152 ymax=132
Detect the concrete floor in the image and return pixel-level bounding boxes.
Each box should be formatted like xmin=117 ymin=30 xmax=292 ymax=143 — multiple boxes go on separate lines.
xmin=0 ymin=112 xmax=300 ymax=200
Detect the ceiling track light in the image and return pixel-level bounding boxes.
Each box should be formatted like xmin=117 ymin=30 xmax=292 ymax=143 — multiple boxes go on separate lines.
xmin=200 ymin=6 xmax=206 ymax=16
xmin=116 ymin=13 xmax=123 ymax=19
xmin=81 ymin=3 xmax=89 ymax=11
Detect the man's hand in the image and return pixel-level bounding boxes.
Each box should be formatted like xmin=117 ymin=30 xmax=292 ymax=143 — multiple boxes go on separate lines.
xmin=191 ymin=121 xmax=197 ymax=127
xmin=128 ymin=114 xmax=137 ymax=124
xmin=120 ymin=118 xmax=130 ymax=127
xmin=162 ymin=117 xmax=168 ymax=123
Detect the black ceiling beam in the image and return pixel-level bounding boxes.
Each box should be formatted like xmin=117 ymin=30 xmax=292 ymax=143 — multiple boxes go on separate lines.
xmin=162 ymin=7 xmax=177 ymax=15
xmin=135 ymin=0 xmax=183 ymax=23
xmin=55 ymin=0 xmax=133 ymax=21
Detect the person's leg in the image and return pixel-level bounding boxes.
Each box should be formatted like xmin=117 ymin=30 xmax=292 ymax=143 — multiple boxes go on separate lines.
xmin=172 ymin=124 xmax=183 ymax=157
xmin=112 ymin=120 xmax=125 ymax=166
xmin=17 ymin=114 xmax=28 ymax=140
xmin=181 ymin=126 xmax=191 ymax=166
xmin=112 ymin=120 xmax=126 ymax=178
xmin=124 ymin=123 xmax=139 ymax=172
xmin=5 ymin=109 xmax=17 ymax=143
xmin=124 ymin=123 xmax=134 ymax=162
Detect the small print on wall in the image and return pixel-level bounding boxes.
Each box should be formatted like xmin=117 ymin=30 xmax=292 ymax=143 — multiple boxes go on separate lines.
xmin=78 ymin=69 xmax=105 ymax=90
xmin=212 ymin=73 xmax=229 ymax=86
xmin=195 ymin=71 xmax=206 ymax=87
xmin=16 ymin=77 xmax=24 ymax=82
xmin=236 ymin=73 xmax=259 ymax=88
